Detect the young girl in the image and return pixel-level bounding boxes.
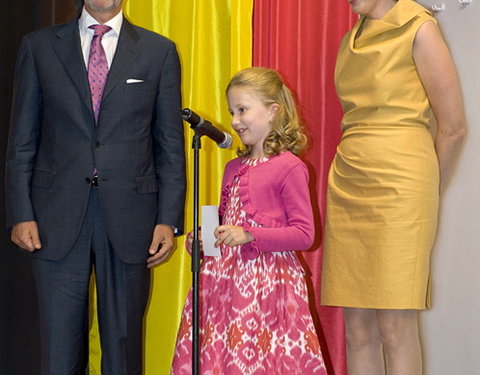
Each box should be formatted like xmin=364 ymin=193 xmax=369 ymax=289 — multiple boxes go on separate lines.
xmin=171 ymin=67 xmax=327 ymax=374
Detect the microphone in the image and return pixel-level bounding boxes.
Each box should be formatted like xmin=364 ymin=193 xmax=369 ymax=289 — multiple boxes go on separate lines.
xmin=180 ymin=108 xmax=232 ymax=149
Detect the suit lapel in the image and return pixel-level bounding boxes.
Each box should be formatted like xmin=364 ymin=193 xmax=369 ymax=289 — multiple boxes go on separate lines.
xmin=102 ymin=18 xmax=141 ymax=103
xmin=53 ymin=20 xmax=93 ymax=117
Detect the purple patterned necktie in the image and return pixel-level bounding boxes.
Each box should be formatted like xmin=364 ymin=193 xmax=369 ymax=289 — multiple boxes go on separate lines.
xmin=88 ymin=24 xmax=112 ymax=123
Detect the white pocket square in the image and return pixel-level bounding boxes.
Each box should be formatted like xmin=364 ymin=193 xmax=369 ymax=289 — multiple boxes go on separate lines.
xmin=126 ymin=78 xmax=144 ymax=84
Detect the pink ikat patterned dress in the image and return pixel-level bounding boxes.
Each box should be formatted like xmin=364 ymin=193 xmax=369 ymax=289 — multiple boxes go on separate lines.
xmin=171 ymin=157 xmax=327 ymax=375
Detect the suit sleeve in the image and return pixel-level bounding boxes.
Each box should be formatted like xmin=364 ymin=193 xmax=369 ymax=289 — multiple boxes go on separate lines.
xmin=5 ymin=36 xmax=42 ymax=229
xmin=241 ymin=163 xmax=315 ymax=259
xmin=152 ymin=41 xmax=186 ymax=235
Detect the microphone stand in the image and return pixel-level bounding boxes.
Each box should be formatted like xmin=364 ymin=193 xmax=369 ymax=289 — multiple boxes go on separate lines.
xmin=191 ymin=133 xmax=202 ymax=375
xmin=182 ymin=107 xmax=231 ymax=374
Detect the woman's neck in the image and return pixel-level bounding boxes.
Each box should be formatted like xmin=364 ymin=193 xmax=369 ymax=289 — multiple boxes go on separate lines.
xmin=365 ymin=0 xmax=397 ymax=20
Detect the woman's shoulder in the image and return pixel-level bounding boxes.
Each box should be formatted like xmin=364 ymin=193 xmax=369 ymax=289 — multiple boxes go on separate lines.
xmin=395 ymin=0 xmax=436 ymax=26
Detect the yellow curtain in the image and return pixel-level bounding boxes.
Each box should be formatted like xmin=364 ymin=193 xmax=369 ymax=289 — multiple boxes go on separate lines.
xmin=89 ymin=1 xmax=253 ymax=373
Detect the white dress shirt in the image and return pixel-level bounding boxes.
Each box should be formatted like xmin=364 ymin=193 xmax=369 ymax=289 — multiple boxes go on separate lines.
xmin=78 ymin=7 xmax=123 ymax=69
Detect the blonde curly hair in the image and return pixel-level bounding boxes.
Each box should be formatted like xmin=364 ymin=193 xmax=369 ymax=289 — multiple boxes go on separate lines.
xmin=226 ymin=67 xmax=308 ymax=157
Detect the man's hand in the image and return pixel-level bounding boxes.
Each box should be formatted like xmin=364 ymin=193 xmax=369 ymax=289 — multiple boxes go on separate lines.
xmin=147 ymin=224 xmax=174 ymax=268
xmin=11 ymin=221 xmax=42 ymax=252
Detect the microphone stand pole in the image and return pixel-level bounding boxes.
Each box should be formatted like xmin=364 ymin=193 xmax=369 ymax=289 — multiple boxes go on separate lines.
xmin=191 ymin=133 xmax=202 ymax=375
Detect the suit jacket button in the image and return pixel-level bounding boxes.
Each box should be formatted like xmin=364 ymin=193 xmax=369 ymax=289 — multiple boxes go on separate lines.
xmin=85 ymin=177 xmax=91 ymax=184
xmin=95 ymin=141 xmax=102 ymax=148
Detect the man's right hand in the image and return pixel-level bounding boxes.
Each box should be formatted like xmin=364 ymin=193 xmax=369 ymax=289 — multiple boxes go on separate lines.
xmin=11 ymin=221 xmax=42 ymax=252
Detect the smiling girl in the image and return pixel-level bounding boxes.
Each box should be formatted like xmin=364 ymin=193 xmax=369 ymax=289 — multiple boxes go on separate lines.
xmin=171 ymin=67 xmax=327 ymax=375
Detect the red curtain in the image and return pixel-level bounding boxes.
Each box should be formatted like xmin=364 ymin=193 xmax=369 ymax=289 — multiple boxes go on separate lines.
xmin=253 ymin=2 xmax=356 ymax=374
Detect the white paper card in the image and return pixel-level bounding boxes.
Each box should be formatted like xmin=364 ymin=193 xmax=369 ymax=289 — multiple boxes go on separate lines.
xmin=202 ymin=205 xmax=220 ymax=257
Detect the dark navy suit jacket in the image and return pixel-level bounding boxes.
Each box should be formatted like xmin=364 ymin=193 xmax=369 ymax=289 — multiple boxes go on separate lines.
xmin=6 ymin=17 xmax=186 ymax=264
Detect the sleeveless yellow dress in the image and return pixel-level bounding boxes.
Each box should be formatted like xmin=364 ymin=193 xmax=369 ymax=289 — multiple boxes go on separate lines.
xmin=321 ymin=0 xmax=439 ymax=309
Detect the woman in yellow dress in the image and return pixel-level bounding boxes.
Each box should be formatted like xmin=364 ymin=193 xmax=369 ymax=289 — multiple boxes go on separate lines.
xmin=321 ymin=0 xmax=465 ymax=374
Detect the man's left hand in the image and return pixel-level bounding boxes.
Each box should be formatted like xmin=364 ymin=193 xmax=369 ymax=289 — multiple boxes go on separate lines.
xmin=147 ymin=224 xmax=174 ymax=268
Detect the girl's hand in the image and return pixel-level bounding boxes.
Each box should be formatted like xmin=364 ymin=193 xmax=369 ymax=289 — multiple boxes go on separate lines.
xmin=185 ymin=229 xmax=203 ymax=254
xmin=214 ymin=225 xmax=253 ymax=247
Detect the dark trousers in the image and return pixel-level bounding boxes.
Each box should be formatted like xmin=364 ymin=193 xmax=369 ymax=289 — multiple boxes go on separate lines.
xmin=31 ymin=189 xmax=150 ymax=375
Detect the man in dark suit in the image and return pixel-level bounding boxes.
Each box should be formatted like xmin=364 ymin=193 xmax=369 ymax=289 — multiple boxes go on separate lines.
xmin=5 ymin=0 xmax=186 ymax=373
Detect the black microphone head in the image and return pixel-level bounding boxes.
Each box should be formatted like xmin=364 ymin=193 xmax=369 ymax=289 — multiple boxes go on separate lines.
xmin=180 ymin=108 xmax=232 ymax=148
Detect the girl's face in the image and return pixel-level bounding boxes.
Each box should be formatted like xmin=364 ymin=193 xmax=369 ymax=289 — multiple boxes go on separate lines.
xmin=348 ymin=0 xmax=396 ymax=19
xmin=227 ymin=86 xmax=278 ymax=158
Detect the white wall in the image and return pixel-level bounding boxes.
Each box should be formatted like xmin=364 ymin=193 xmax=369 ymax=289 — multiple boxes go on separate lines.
xmin=417 ymin=1 xmax=480 ymax=374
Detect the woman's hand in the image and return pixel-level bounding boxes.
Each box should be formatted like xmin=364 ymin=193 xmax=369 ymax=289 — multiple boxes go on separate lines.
xmin=214 ymin=225 xmax=253 ymax=247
